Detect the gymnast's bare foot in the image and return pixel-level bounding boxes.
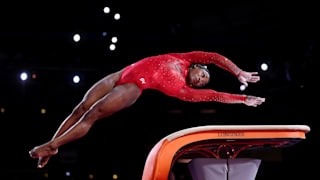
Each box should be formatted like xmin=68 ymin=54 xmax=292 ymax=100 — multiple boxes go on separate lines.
xmin=29 ymin=142 xmax=58 ymax=159
xmin=37 ymin=156 xmax=51 ymax=168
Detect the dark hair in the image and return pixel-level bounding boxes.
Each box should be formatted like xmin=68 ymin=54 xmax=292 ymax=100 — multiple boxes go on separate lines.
xmin=189 ymin=64 xmax=210 ymax=75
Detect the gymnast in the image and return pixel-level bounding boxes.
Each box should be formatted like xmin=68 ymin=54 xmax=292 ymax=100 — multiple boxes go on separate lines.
xmin=29 ymin=51 xmax=265 ymax=168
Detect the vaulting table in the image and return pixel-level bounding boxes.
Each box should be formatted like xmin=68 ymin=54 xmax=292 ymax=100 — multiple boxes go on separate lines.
xmin=142 ymin=125 xmax=310 ymax=180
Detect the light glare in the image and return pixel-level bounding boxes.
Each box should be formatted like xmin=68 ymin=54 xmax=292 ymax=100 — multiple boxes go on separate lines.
xmin=103 ymin=7 xmax=110 ymax=14
xmin=109 ymin=44 xmax=116 ymax=51
xmin=112 ymin=174 xmax=118 ymax=179
xmin=41 ymin=108 xmax=46 ymax=114
xmin=240 ymin=84 xmax=246 ymax=91
xmin=114 ymin=13 xmax=120 ymax=20
xmin=73 ymin=75 xmax=80 ymax=84
xmin=73 ymin=34 xmax=81 ymax=42
xmin=20 ymin=72 xmax=28 ymax=81
xmin=261 ymin=63 xmax=268 ymax=71
xmin=111 ymin=37 xmax=118 ymax=43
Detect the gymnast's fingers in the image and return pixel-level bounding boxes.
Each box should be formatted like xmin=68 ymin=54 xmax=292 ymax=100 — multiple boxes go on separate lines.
xmin=257 ymin=98 xmax=265 ymax=105
xmin=253 ymin=76 xmax=260 ymax=81
xmin=249 ymin=75 xmax=260 ymax=83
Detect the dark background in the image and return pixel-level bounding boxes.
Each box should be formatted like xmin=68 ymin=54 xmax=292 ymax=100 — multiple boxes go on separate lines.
xmin=0 ymin=0 xmax=318 ymax=179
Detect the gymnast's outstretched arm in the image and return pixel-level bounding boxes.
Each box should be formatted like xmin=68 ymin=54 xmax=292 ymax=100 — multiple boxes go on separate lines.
xmin=171 ymin=51 xmax=242 ymax=76
xmin=176 ymin=86 xmax=265 ymax=107
xmin=171 ymin=51 xmax=260 ymax=86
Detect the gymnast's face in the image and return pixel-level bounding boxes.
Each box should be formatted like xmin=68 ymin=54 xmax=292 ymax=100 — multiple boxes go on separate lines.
xmin=188 ymin=66 xmax=210 ymax=87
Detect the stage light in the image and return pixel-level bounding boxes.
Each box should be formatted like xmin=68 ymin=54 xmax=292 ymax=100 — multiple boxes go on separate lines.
xmin=260 ymin=63 xmax=268 ymax=71
xmin=240 ymin=84 xmax=246 ymax=91
xmin=44 ymin=173 xmax=49 ymax=178
xmin=102 ymin=32 xmax=107 ymax=37
xmin=109 ymin=44 xmax=116 ymax=51
xmin=89 ymin=174 xmax=94 ymax=179
xmin=112 ymin=174 xmax=118 ymax=179
xmin=65 ymin=171 xmax=71 ymax=177
xmin=111 ymin=37 xmax=118 ymax=43
xmin=103 ymin=7 xmax=110 ymax=14
xmin=41 ymin=108 xmax=46 ymax=114
xmin=73 ymin=34 xmax=81 ymax=42
xmin=32 ymin=73 xmax=37 ymax=79
xmin=114 ymin=13 xmax=120 ymax=20
xmin=20 ymin=72 xmax=28 ymax=81
xmin=0 ymin=108 xmax=5 ymax=113
xmin=73 ymin=75 xmax=80 ymax=84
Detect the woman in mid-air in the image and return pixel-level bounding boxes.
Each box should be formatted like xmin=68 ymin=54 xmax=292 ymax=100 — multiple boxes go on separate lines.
xmin=29 ymin=51 xmax=265 ymax=168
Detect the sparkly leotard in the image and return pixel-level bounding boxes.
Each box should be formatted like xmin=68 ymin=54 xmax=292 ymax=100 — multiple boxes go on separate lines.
xmin=115 ymin=51 xmax=246 ymax=103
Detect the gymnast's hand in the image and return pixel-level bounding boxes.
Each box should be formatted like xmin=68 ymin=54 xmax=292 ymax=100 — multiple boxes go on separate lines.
xmin=238 ymin=71 xmax=260 ymax=87
xmin=244 ymin=96 xmax=265 ymax=107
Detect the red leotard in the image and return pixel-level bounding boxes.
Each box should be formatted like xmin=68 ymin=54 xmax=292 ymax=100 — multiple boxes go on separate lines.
xmin=115 ymin=51 xmax=246 ymax=103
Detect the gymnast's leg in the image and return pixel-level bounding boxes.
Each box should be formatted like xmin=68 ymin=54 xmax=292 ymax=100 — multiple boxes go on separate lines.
xmin=51 ymin=70 xmax=123 ymax=142
xmin=30 ymin=70 xmax=124 ymax=167
xmin=30 ymin=83 xmax=141 ymax=159
xmin=37 ymin=71 xmax=123 ymax=167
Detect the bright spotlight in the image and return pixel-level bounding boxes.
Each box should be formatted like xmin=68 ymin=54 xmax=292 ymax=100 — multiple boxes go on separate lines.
xmin=240 ymin=84 xmax=246 ymax=91
xmin=103 ymin=7 xmax=110 ymax=14
xmin=109 ymin=44 xmax=116 ymax=51
xmin=73 ymin=75 xmax=80 ymax=84
xmin=65 ymin=171 xmax=71 ymax=177
xmin=261 ymin=63 xmax=268 ymax=71
xmin=20 ymin=72 xmax=28 ymax=81
xmin=111 ymin=37 xmax=118 ymax=43
xmin=114 ymin=13 xmax=120 ymax=20
xmin=73 ymin=34 xmax=81 ymax=42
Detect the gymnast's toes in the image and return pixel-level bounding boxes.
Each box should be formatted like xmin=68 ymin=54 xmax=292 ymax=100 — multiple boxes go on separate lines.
xmin=29 ymin=144 xmax=58 ymax=159
xmin=29 ymin=148 xmax=38 ymax=158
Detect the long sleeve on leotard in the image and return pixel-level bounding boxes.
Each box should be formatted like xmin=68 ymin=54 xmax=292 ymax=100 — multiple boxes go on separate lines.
xmin=116 ymin=51 xmax=246 ymax=104
xmin=175 ymin=86 xmax=247 ymax=103
xmin=170 ymin=51 xmax=242 ymax=76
